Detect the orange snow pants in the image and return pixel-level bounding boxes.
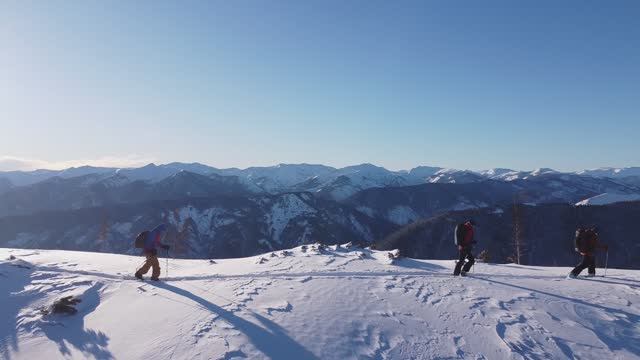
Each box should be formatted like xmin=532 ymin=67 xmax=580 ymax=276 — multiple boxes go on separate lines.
xmin=138 ymin=252 xmax=160 ymax=279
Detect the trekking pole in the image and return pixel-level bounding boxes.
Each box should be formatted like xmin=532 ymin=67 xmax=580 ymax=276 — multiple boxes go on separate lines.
xmin=166 ymin=249 xmax=169 ymax=279
xmin=604 ymin=250 xmax=609 ymax=278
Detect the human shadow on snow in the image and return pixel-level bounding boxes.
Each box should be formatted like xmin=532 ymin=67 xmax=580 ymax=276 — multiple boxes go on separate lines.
xmin=392 ymin=258 xmax=446 ymax=271
xmin=0 ymin=260 xmax=38 ymax=360
xmin=151 ymin=282 xmax=318 ymax=360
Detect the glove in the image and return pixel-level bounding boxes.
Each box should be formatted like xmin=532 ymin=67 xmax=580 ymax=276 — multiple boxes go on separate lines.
xmin=458 ymin=245 xmax=463 ymax=251
xmin=161 ymin=245 xmax=170 ymax=250
xmin=574 ymin=247 xmax=580 ymax=253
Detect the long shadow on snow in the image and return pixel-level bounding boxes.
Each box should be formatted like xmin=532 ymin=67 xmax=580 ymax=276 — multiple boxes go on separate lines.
xmin=598 ymin=276 xmax=640 ymax=285
xmin=31 ymin=264 xmax=443 ymax=281
xmin=40 ymin=283 xmax=113 ymax=359
xmin=392 ymin=258 xmax=446 ymax=271
xmin=0 ymin=260 xmax=37 ymax=360
xmin=30 ymin=264 xmax=597 ymax=283
xmin=472 ymin=276 xmax=640 ymax=356
xmin=578 ymin=277 xmax=640 ymax=289
xmin=151 ymin=282 xmax=318 ymax=359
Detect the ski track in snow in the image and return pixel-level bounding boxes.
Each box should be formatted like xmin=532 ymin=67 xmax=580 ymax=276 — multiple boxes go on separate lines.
xmin=1 ymin=247 xmax=639 ymax=360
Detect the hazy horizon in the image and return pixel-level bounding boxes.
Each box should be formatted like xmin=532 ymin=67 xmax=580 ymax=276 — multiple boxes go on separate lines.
xmin=1 ymin=155 xmax=638 ymax=174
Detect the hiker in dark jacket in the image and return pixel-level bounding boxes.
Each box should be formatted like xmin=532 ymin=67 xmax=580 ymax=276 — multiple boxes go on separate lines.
xmin=453 ymin=220 xmax=476 ymax=276
xmin=569 ymin=226 xmax=608 ymax=278
xmin=135 ymin=224 xmax=170 ymax=280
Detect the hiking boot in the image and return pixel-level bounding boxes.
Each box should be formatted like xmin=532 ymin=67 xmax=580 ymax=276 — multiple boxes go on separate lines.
xmin=586 ymin=273 xmax=596 ymax=277
xmin=460 ymin=271 xmax=468 ymax=277
xmin=134 ymin=272 xmax=143 ymax=280
xmin=150 ymin=277 xmax=160 ymax=281
xmin=567 ymin=273 xmax=577 ymax=279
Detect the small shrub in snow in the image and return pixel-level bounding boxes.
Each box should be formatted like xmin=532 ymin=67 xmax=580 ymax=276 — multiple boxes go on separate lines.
xmin=478 ymin=250 xmax=490 ymax=263
xmin=256 ymin=257 xmax=269 ymax=264
xmin=301 ymin=245 xmax=308 ymax=253
xmin=208 ymin=259 xmax=217 ymax=264
xmin=42 ymin=296 xmax=82 ymax=316
xmin=8 ymin=255 xmax=16 ymax=260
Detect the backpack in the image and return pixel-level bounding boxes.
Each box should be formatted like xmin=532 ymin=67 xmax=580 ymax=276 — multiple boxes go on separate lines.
xmin=574 ymin=228 xmax=586 ymax=252
xmin=454 ymin=223 xmax=466 ymax=246
xmin=134 ymin=231 xmax=149 ymax=249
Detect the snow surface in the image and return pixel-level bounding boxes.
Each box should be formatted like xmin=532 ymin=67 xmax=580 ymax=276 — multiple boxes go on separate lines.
xmin=576 ymin=192 xmax=640 ymax=206
xmin=1 ymin=246 xmax=639 ymax=360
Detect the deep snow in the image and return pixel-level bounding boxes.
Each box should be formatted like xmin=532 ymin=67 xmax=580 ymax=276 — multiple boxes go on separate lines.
xmin=1 ymin=246 xmax=639 ymax=359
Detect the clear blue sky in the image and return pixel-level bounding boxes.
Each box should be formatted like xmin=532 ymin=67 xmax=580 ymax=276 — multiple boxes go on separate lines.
xmin=1 ymin=1 xmax=639 ymax=171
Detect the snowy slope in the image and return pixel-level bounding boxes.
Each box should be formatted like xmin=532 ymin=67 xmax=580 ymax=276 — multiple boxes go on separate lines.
xmin=576 ymin=192 xmax=640 ymax=206
xmin=2 ymin=246 xmax=639 ymax=360
xmin=427 ymin=169 xmax=485 ymax=184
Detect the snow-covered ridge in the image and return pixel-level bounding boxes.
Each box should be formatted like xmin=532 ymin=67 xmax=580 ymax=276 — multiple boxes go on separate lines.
xmin=1 ymin=246 xmax=639 ymax=359
xmin=577 ymin=167 xmax=640 ymax=178
xmin=2 ymin=162 xmax=638 ymax=188
xmin=576 ymin=192 xmax=640 ymax=206
xmin=2 ymin=163 xmax=640 ymax=203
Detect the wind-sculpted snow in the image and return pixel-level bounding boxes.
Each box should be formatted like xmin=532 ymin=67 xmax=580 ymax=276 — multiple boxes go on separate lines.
xmin=1 ymin=246 xmax=639 ymax=359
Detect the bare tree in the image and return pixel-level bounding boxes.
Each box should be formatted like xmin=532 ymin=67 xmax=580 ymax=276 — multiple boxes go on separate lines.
xmin=512 ymin=199 xmax=526 ymax=265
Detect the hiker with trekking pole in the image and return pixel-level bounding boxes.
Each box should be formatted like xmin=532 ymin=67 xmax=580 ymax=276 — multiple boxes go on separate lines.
xmin=453 ymin=220 xmax=477 ymax=276
xmin=134 ymin=223 xmax=170 ymax=281
xmin=568 ymin=226 xmax=608 ymax=279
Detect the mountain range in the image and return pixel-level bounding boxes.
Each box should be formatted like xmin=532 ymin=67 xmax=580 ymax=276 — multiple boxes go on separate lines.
xmin=1 ymin=162 xmax=639 ymax=267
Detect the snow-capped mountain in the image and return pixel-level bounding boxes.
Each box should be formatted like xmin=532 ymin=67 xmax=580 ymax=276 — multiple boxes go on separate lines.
xmin=427 ymin=169 xmax=486 ymax=184
xmin=577 ymin=166 xmax=640 ymax=178
xmin=116 ymin=162 xmax=219 ymax=183
xmin=478 ymin=168 xmax=515 ymax=178
xmin=347 ymin=173 xmax=639 ymax=226
xmin=2 ymin=246 xmax=638 ymax=359
xmin=0 ymin=171 xmax=249 ymax=217
xmin=2 ymin=162 xmax=640 ymax=200
xmin=0 ymin=193 xmax=396 ymax=259
xmin=218 ymin=163 xmax=336 ymax=193
xmin=406 ymin=165 xmax=442 ymax=181
xmin=300 ymin=164 xmax=411 ymax=201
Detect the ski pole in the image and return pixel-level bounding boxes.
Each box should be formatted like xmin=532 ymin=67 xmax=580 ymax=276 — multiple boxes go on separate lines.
xmin=166 ymin=249 xmax=169 ymax=279
xmin=604 ymin=250 xmax=608 ymax=278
